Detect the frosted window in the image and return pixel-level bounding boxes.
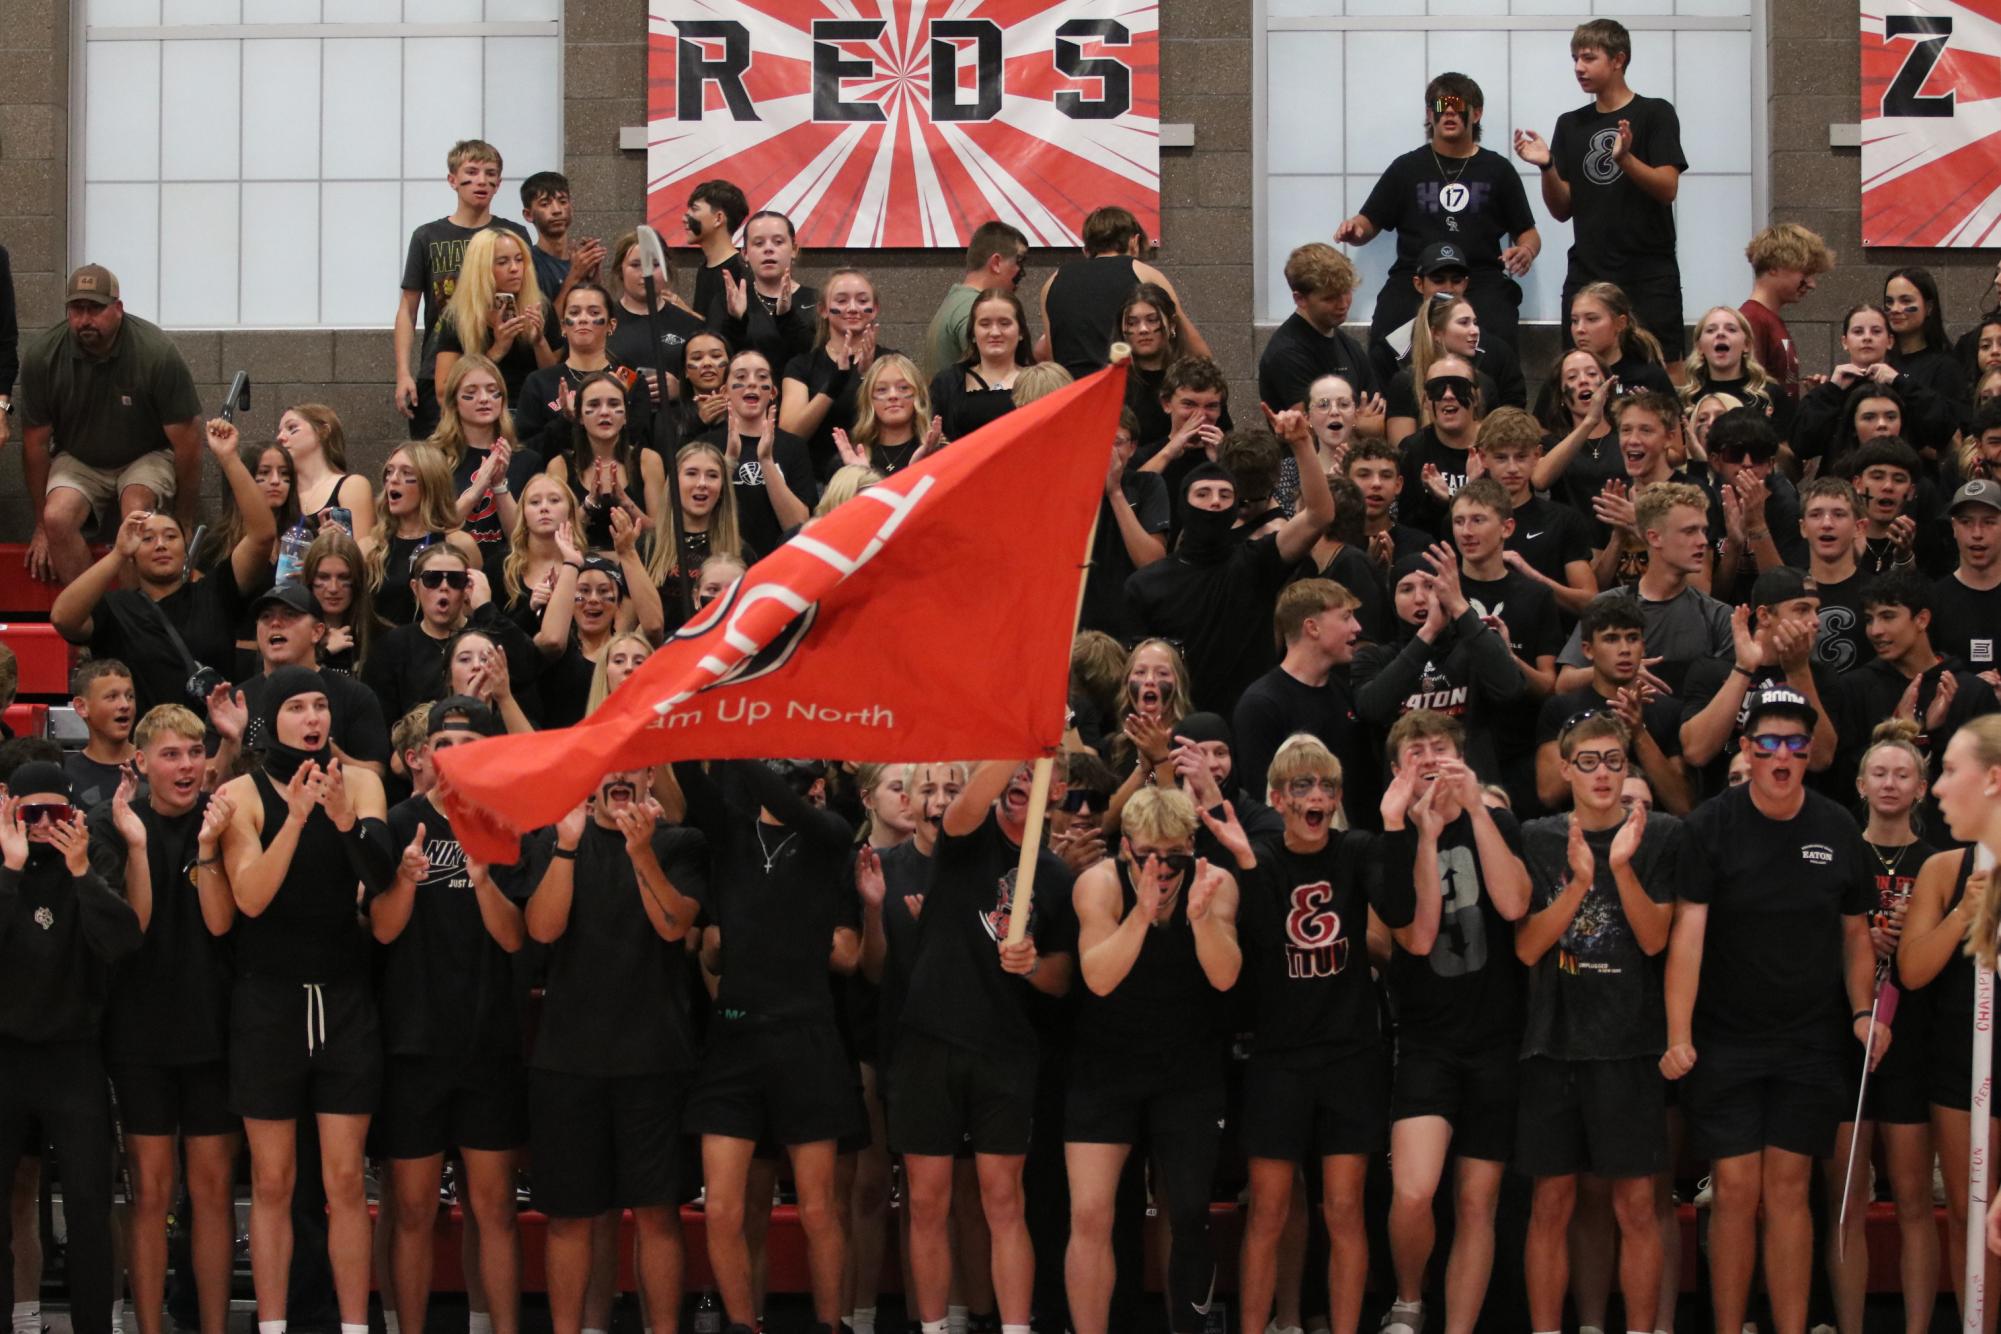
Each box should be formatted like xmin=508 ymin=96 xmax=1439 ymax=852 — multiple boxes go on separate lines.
xmin=160 ymin=40 xmax=241 ymax=181
xmin=160 ymin=182 xmax=241 ymax=326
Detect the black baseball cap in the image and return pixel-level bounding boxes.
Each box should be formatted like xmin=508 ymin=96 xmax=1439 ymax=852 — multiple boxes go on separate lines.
xmin=1415 ymin=241 xmax=1470 ymax=278
xmin=1742 ymin=683 xmax=1818 ymax=733
xmin=1750 ymin=567 xmax=1817 ymax=611
xmin=251 ymin=583 xmax=323 ymax=620
xmin=427 ymin=695 xmax=503 ymax=739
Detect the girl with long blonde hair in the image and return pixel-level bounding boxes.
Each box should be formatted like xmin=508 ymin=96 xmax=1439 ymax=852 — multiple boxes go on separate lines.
xmin=1682 ymin=306 xmax=1785 ymax=436
xmin=1389 ymin=295 xmax=1487 ymax=444
xmin=364 ymin=443 xmax=481 ymax=628
xmin=647 ymin=441 xmax=746 ymax=591
xmin=1569 ymin=282 xmax=1673 ymax=395
xmin=501 ymin=473 xmax=589 ymax=626
xmin=834 ymin=354 xmax=944 ymax=476
xmin=434 ymin=227 xmax=555 ymax=401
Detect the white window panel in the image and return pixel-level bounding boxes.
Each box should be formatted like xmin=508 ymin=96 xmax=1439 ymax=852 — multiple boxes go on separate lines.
xmin=164 ymin=0 xmax=241 ymax=20
xmin=1266 ymin=33 xmax=1344 ymax=175
xmin=485 ymin=0 xmax=561 ymax=17
xmin=402 ymin=178 xmax=445 ymax=252
xmin=160 ymin=182 xmax=240 ymax=326
xmin=329 ymin=0 xmax=403 ymax=20
xmin=323 ymin=181 xmax=404 ymax=326
xmin=1675 ymin=174 xmax=1754 ymax=323
xmin=85 ymin=40 xmax=161 ymax=181
xmin=1430 ymin=0 xmax=1509 ymax=15
xmin=405 ymin=0 xmax=483 ymax=20
xmin=1674 ymin=30 xmax=1750 ymax=174
xmin=1515 ymin=211 xmax=1573 ymax=336
xmin=1344 ymin=31 xmax=1422 ymax=176
xmin=1609 ymin=0 xmax=1674 ymax=13
xmin=242 ymin=38 xmax=321 ymax=178
xmin=1677 ymin=0 xmax=1750 ymax=14
xmin=484 ymin=36 xmax=562 ymax=180
xmin=1267 ymin=0 xmax=1342 ymax=15
xmin=89 ymin=0 xmax=162 ymax=22
xmin=1263 ymin=176 xmax=1337 ymax=322
xmin=1343 ymin=0 xmax=1407 ymax=16
xmin=1508 ymin=28 xmax=1581 ymax=174
xmin=402 ymin=36 xmax=484 ymax=178
xmin=242 ymin=0 xmax=323 ymax=20
xmin=83 ymin=183 xmax=161 ymax=318
xmin=321 ymin=38 xmax=401 ymax=179
xmin=242 ymin=182 xmax=322 ymax=325
xmin=161 ymin=40 xmax=241 ymax=181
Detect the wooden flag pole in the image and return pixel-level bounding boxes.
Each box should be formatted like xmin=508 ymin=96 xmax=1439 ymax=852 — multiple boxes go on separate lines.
xmin=1006 ymin=344 xmax=1130 ymax=945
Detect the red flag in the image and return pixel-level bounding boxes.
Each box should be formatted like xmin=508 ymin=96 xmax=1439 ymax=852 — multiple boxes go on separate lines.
xmin=435 ymin=363 xmax=1126 ymax=862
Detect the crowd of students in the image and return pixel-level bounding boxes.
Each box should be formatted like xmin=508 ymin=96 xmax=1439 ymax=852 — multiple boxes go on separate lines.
xmin=5 ymin=14 xmax=2001 ymax=1334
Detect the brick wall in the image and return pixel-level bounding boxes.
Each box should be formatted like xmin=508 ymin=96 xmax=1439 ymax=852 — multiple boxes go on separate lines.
xmin=0 ymin=1 xmax=1986 ymax=546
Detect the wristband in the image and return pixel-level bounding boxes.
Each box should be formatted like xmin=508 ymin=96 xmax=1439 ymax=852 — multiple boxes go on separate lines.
xmin=1853 ymin=1009 xmax=1874 ymax=1023
xmin=491 ymin=479 xmax=510 ymax=496
xmin=552 ymin=846 xmax=578 ymax=860
xmin=562 ymin=560 xmax=583 ymax=571
xmin=1731 ymin=665 xmax=1755 ymax=678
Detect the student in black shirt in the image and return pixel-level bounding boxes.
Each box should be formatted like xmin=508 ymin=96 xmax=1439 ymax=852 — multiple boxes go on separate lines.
xmin=680 ymin=178 xmax=750 ymax=322
xmin=1079 ymin=412 xmax=1170 ymax=642
xmin=1125 ymin=409 xmax=1335 ymax=715
xmin=1038 ymin=205 xmax=1210 ymax=377
xmin=522 ymin=767 xmax=706 ymax=1334
xmin=234 ymin=584 xmax=392 ymax=777
xmin=87 ymin=708 xmax=236 ymax=1334
xmin=1513 ymin=20 xmax=1687 ymax=359
xmin=51 ymin=426 xmax=276 ymax=716
xmin=1337 ymin=72 xmax=1540 ymax=355
xmin=1532 ymin=599 xmax=1689 ymax=814
xmin=1394 ymin=355 xmax=1483 ymax=536
xmin=1475 ymin=409 xmax=1598 ymax=618
xmin=0 ymin=762 xmax=142 ymax=1334
xmin=1661 ymin=685 xmax=1880 ymax=1334
xmin=1133 ymin=356 xmax=1231 ymax=506
xmin=1065 ymin=786 xmax=1240 ymax=1334
xmin=889 ymin=761 xmax=1076 ymax=1334
xmin=929 ymin=288 xmax=1031 ymax=442
xmin=370 ymin=699 xmax=528 ymax=1334
xmin=64 ymin=659 xmax=136 ymax=810
xmin=605 ymin=231 xmax=709 ymax=399
xmin=1884 ymin=268 xmax=1970 ymax=445
xmin=431 ymin=358 xmax=543 ymax=590
xmin=704 ymin=349 xmax=817 ymax=554
xmin=1371 ymin=711 xmax=1532 ymax=1334
xmin=1564 ymin=283 xmax=1676 ymax=398
xmin=1204 ymin=735 xmax=1390 ymax=1334
xmin=1704 ymin=407 xmax=1806 ymax=601
xmin=514 ymin=285 xmax=655 ymax=463
xmin=708 ymin=210 xmax=818 ymax=373
xmin=432 ymin=228 xmax=556 ymax=406
xmin=1679 ymin=569 xmax=1837 ymax=797
xmin=779 ymin=270 xmax=893 ymax=477
xmin=1344 ymin=440 xmax=1433 ymax=567
xmin=1450 ymin=479 xmax=1561 ymax=806
xmin=1233 ymin=580 xmax=1369 ymax=828
xmin=1932 ymin=479 xmax=2001 ymax=673
xmin=674 ymin=759 xmax=860 ymax=1334
xmin=1258 ymin=243 xmax=1377 ymax=413
xmin=1117 ymin=284 xmax=1220 ymax=448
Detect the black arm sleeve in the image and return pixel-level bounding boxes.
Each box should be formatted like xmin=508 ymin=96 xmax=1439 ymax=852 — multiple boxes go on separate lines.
xmin=341 ymin=816 xmax=398 ymax=899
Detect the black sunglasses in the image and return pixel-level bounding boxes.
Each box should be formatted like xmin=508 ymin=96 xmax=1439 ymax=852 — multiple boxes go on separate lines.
xmin=1128 ymin=850 xmax=1194 ymax=878
xmin=1424 ymin=375 xmax=1475 ymax=403
xmin=418 ymin=569 xmax=471 ymax=590
xmin=1060 ymin=788 xmax=1106 ymax=813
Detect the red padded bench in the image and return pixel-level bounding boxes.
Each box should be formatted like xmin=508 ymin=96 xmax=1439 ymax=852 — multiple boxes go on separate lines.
xmin=2 ymin=704 xmax=49 ymax=738
xmin=0 ymin=624 xmax=75 ymax=697
xmin=0 ymin=545 xmax=106 ymax=618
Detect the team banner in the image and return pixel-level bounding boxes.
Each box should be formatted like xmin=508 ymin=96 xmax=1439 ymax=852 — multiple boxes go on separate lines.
xmin=434 ymin=363 xmax=1127 ymax=862
xmin=1861 ymin=0 xmax=2001 ymax=246
xmin=644 ymin=0 xmax=1160 ymax=249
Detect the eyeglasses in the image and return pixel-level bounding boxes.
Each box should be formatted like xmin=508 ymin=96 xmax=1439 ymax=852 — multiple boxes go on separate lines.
xmin=1431 ymin=94 xmax=1469 ymax=116
xmin=1285 ymin=777 xmax=1341 ymax=797
xmin=418 ymin=569 xmax=470 ymax=590
xmin=1424 ymin=375 xmax=1475 ymax=403
xmin=1748 ymin=733 xmax=1813 ymax=756
xmin=1308 ymin=397 xmax=1352 ymax=413
xmin=1568 ymin=750 xmax=1628 ymax=773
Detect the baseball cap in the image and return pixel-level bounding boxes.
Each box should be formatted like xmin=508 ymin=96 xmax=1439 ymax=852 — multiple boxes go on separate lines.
xmin=1749 ymin=567 xmax=1816 ymax=611
xmin=1742 ymin=682 xmax=1818 ymax=734
xmin=1950 ymin=478 xmax=2001 ymax=515
xmin=427 ymin=695 xmax=503 ymax=739
xmin=65 ymin=264 xmax=120 ymax=307
xmin=1415 ymin=242 xmax=1470 ymax=278
xmin=250 ymin=583 xmax=323 ymax=620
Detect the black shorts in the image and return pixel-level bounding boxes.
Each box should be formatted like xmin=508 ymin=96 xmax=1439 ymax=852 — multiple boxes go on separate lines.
xmin=229 ymin=975 xmax=381 ymax=1121
xmin=1682 ymin=1042 xmax=1844 ymax=1160
xmin=888 ymin=1029 xmax=1037 ymax=1158
xmin=375 ymin=1054 xmax=528 ymax=1160
xmin=1064 ymin=1050 xmax=1228 ymax=1148
xmin=528 ymin=1067 xmax=688 ymax=1218
xmin=1514 ymin=1055 xmax=1666 ymax=1180
xmin=685 ymin=1019 xmax=863 ymax=1148
xmin=1391 ymin=1044 xmax=1517 ymax=1162
xmin=1564 ymin=268 xmax=1685 ymax=361
xmin=110 ymin=1060 xmax=236 ymax=1139
xmin=1239 ymin=1047 xmax=1389 ymax=1162
xmin=1843 ymin=992 xmax=1930 ymax=1126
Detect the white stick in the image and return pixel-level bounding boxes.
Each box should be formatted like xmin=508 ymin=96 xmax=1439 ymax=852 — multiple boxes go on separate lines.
xmin=1970 ymin=844 xmax=1999 ymax=1334
xmin=1839 ymin=974 xmax=1886 ymax=1257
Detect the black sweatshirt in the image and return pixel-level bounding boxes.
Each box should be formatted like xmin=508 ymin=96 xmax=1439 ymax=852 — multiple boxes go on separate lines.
xmin=0 ymin=855 xmax=142 ymax=1043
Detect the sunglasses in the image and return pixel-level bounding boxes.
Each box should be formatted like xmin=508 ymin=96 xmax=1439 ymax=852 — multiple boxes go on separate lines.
xmin=19 ymin=802 xmax=74 ymax=826
xmin=1432 ymin=95 xmax=1468 ymax=117
xmin=1569 ymin=750 xmax=1628 ymax=773
xmin=1130 ymin=851 xmax=1195 ymax=878
xmin=1285 ymin=777 xmax=1341 ymax=797
xmin=1060 ymin=789 xmax=1106 ymax=813
xmin=418 ymin=569 xmax=471 ymax=590
xmin=1748 ymin=732 xmax=1813 ymax=756
xmin=1424 ymin=375 xmax=1475 ymax=403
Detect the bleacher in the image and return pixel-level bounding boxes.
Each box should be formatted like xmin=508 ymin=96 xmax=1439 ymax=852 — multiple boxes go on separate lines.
xmin=0 ymin=543 xmax=106 ymax=740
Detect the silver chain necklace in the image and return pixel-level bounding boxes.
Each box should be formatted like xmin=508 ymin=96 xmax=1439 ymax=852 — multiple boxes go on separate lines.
xmin=754 ymin=822 xmax=798 ymax=875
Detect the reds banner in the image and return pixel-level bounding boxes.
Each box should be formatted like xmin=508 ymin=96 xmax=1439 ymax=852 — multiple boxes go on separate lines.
xmin=644 ymin=0 xmax=1160 ymax=249
xmin=1862 ymin=0 xmax=2001 ymax=246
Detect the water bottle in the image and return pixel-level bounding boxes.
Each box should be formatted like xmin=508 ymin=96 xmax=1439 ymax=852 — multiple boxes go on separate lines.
xmin=274 ymin=520 xmax=313 ymax=589
xmin=692 ymin=1289 xmax=722 ymax=1334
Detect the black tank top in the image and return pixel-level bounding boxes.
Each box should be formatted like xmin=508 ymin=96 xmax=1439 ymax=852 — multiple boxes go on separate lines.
xmin=1046 ymin=255 xmax=1140 ymax=378
xmin=1076 ymin=860 xmax=1228 ymax=1059
xmin=375 ymin=532 xmax=439 ymax=628
xmin=230 ymin=769 xmax=370 ymax=983
xmin=1927 ymin=848 xmax=1997 ymax=1076
xmin=305 ymin=474 xmax=360 ymax=529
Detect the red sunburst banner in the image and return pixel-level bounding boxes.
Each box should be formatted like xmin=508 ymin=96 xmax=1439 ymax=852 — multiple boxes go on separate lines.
xmin=644 ymin=0 xmax=1160 ymax=249
xmin=1862 ymin=0 xmax=2001 ymax=246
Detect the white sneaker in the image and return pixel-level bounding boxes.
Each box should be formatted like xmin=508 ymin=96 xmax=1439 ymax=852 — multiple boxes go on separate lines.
xmin=1694 ymin=1175 xmax=1715 ymax=1207
xmin=1379 ymin=1300 xmax=1424 ymax=1334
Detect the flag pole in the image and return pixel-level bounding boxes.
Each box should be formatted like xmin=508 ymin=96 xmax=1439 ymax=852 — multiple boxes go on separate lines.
xmin=1006 ymin=345 xmax=1130 ymax=944
xmin=1969 ymin=843 xmax=1999 ymax=1334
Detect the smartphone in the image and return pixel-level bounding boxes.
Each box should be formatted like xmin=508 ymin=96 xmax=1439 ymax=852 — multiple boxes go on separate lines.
xmin=320 ymin=506 xmax=353 ymax=535
xmin=220 ymin=371 xmax=251 ymax=423
xmin=496 ymin=291 xmax=516 ymax=318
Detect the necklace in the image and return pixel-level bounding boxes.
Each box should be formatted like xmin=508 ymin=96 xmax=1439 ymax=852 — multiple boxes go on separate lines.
xmin=874 ymin=440 xmax=917 ymax=473
xmin=1430 ymin=146 xmax=1472 ymax=185
xmin=1866 ymin=839 xmax=1914 ymax=881
xmin=754 ymin=822 xmax=798 ymax=875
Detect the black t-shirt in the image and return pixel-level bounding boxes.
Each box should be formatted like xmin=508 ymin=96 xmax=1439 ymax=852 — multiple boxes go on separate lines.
xmin=1811 ymin=567 xmax=1873 ymax=674
xmin=1505 ymin=495 xmax=1595 ymax=594
xmin=523 ymin=820 xmax=708 ymax=1076
xmin=695 ymin=425 xmax=819 ymax=556
xmin=692 ymin=254 xmax=751 ymax=332
xmin=88 ymin=795 xmax=230 ymax=1065
xmin=1931 ymin=573 xmax=2001 ymax=671
xmin=1395 ymin=428 xmax=1476 ymax=536
xmin=1519 ymin=812 xmax=1686 ymax=1060
xmin=90 ymin=575 xmax=261 ymax=717
xmin=900 ymin=811 xmax=1078 ymax=1065
xmin=1550 ymin=94 xmax=1687 ymax=279
xmin=1124 ymin=534 xmax=1294 ymax=714
xmin=400 ymin=216 xmax=534 ymax=377
xmin=1317 ymin=542 xmax=1393 ymax=647
xmin=374 ymin=797 xmax=521 ymax=1071
xmin=515 ymin=361 xmax=656 ymax=461
xmin=434 ymin=319 xmax=542 ymax=405
xmin=1258 ymin=313 xmax=1379 ymax=414
xmin=783 ymin=346 xmax=893 ymax=478
xmin=1233 ymin=666 xmax=1377 ymax=832
xmin=1360 ymin=145 xmax=1539 ymax=279
xmin=1375 ymin=810 xmax=1528 ymax=1053
xmin=1354 ymin=613 xmax=1526 ymax=783
xmin=1459 ymin=567 xmax=1560 ymax=763
xmin=606 ymin=299 xmax=709 ymax=386
xmin=451 ymin=442 xmax=544 ymax=588
xmin=65 ymin=753 xmax=127 ymax=812
xmin=1080 ymin=473 xmax=1172 ymax=641
xmin=1240 ymin=831 xmax=1387 ymax=1064
xmin=1675 ymin=659 xmax=1838 ymax=798
xmin=1682 ymin=787 xmax=1874 ymax=1053
xmin=874 ymin=838 xmax=933 ymax=1069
